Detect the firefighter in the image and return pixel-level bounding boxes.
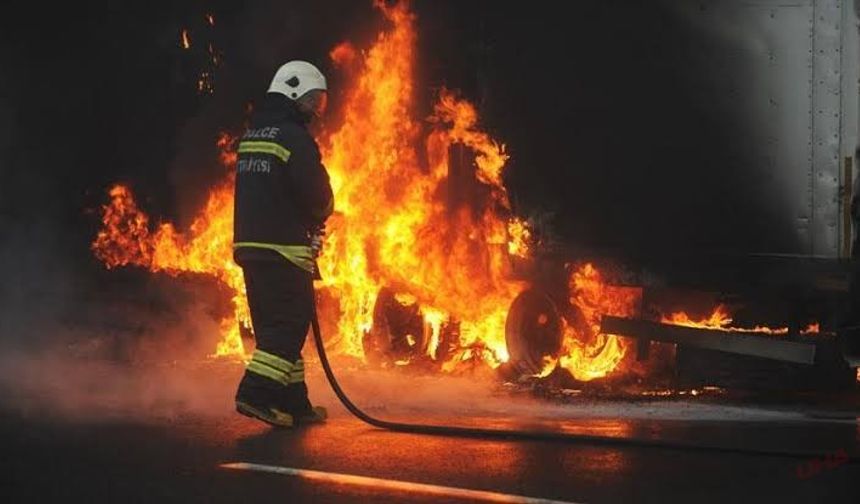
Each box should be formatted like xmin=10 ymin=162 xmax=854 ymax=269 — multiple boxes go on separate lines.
xmin=232 ymin=60 xmax=333 ymax=427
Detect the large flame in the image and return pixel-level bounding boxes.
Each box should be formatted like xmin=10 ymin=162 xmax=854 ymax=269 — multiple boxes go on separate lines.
xmin=93 ymin=1 xmax=521 ymax=368
xmin=92 ymin=1 xmax=655 ymax=381
xmin=317 ymin=1 xmax=519 ymax=366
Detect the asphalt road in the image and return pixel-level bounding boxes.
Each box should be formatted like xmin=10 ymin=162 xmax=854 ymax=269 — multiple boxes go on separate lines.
xmin=1 ymin=359 xmax=859 ymax=503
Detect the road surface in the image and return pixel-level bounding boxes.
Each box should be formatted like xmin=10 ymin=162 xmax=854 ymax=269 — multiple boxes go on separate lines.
xmin=1 ymin=358 xmax=858 ymax=503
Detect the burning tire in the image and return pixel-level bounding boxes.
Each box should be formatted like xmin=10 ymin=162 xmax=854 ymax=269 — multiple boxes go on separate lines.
xmin=504 ymin=288 xmax=564 ymax=376
xmin=363 ymin=288 xmax=455 ymax=368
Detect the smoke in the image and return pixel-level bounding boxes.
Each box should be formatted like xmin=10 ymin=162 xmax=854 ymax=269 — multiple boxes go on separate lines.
xmin=0 ymin=273 xmax=240 ymax=422
xmin=305 ymin=356 xmax=823 ymax=424
xmin=0 ymin=345 xmax=818 ymax=426
xmin=0 ymin=351 xmax=241 ymax=424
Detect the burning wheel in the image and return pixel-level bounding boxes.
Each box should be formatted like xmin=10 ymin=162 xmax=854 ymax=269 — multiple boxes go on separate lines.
xmin=504 ymin=288 xmax=564 ymax=375
xmin=363 ymin=288 xmax=456 ymax=368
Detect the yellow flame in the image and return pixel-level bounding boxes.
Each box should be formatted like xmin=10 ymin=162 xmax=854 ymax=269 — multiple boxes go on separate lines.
xmin=660 ymin=305 xmax=814 ymax=336
xmin=316 ymin=0 xmax=522 ymax=368
xmin=557 ymin=264 xmax=639 ymax=381
xmin=421 ymin=307 xmax=446 ymax=359
xmin=506 ymin=218 xmax=531 ymax=258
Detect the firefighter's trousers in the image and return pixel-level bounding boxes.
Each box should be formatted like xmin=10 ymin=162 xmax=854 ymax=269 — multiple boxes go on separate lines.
xmin=235 ymin=258 xmax=314 ymax=416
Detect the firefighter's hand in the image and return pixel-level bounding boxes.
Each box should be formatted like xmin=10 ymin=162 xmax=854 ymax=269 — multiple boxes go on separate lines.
xmin=310 ymin=226 xmax=326 ymax=258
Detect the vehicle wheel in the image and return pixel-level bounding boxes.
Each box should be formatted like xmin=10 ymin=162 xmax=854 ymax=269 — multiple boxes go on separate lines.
xmin=505 ymin=288 xmax=563 ymax=376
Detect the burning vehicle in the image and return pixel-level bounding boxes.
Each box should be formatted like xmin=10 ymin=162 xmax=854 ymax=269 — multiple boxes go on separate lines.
xmin=91 ymin=0 xmax=859 ymax=394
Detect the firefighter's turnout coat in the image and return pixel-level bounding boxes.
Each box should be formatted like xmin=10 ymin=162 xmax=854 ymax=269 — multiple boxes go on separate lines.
xmin=233 ymin=93 xmax=333 ymax=271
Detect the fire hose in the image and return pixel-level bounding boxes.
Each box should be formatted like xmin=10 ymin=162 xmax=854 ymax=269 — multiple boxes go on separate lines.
xmin=309 ymin=295 xmax=860 ymax=463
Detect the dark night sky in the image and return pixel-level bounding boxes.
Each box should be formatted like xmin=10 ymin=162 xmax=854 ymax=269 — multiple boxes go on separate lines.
xmin=0 ymin=1 xmax=775 ymax=346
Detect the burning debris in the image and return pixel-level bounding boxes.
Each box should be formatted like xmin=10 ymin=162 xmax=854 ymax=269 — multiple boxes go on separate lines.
xmin=178 ymin=13 xmax=221 ymax=95
xmin=179 ymin=29 xmax=191 ymax=50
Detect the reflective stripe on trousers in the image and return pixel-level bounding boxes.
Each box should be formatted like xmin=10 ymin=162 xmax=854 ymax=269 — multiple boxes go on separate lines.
xmin=246 ymin=349 xmax=305 ymax=385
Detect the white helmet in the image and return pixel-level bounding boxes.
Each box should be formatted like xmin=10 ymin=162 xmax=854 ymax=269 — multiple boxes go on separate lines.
xmin=268 ymin=60 xmax=327 ymax=100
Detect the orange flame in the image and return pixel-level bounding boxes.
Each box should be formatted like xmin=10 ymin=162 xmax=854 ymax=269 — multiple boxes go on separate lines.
xmin=180 ymin=29 xmax=191 ymax=49
xmin=660 ymin=305 xmax=820 ymax=336
xmin=92 ymin=135 xmax=248 ymax=359
xmin=317 ymin=0 xmax=521 ymax=367
xmin=506 ymin=218 xmax=531 ymax=258
xmin=801 ymin=323 xmax=820 ymax=335
xmin=330 ymin=42 xmax=358 ymax=68
xmin=557 ymin=264 xmax=640 ymax=381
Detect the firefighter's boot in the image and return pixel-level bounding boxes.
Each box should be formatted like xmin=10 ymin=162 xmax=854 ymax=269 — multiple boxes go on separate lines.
xmin=281 ymin=380 xmax=327 ymax=425
xmin=235 ymin=351 xmax=326 ymax=427
xmin=235 ymin=372 xmax=294 ymax=428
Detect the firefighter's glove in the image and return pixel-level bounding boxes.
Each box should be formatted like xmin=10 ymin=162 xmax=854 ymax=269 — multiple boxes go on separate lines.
xmin=310 ymin=226 xmax=326 ymax=259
